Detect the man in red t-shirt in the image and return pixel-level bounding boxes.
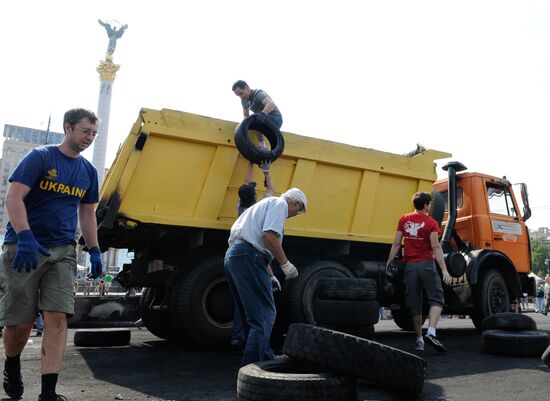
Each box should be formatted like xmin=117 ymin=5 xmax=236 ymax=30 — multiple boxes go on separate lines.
xmin=386 ymin=192 xmax=452 ymax=352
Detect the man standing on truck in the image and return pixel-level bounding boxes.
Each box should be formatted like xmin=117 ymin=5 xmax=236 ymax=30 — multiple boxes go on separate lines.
xmin=225 ymin=188 xmax=306 ymax=366
xmin=386 ymin=191 xmax=452 ymax=353
xmin=232 ymin=80 xmax=283 ymax=149
xmin=0 ymin=108 xmax=103 ymax=401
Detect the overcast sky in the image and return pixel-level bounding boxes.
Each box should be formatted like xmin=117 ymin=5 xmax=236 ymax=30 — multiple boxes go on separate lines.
xmin=1 ymin=1 xmax=549 ymax=228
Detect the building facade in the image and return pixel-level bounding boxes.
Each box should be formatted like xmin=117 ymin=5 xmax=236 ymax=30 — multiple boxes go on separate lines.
xmin=0 ymin=124 xmax=64 ymax=236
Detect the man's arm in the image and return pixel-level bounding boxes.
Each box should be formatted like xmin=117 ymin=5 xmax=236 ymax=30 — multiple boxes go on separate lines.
xmin=243 ymin=108 xmax=250 ymax=118
xmin=430 ymin=231 xmax=452 ymax=285
xmin=78 ymin=203 xmax=99 ymax=249
xmin=244 ymin=161 xmax=254 ymax=184
xmin=262 ymin=230 xmax=288 ymax=265
xmin=386 ymin=231 xmax=403 ymax=264
xmin=260 ymin=97 xmax=276 ymax=115
xmin=5 ymin=182 xmax=31 ymax=233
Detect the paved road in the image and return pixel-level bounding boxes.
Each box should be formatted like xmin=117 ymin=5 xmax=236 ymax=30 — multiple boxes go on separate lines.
xmin=2 ymin=313 xmax=549 ymax=401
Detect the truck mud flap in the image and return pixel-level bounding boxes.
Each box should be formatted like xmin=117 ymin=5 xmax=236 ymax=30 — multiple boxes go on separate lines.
xmin=237 ymin=359 xmax=357 ymax=401
xmin=283 ymin=324 xmax=426 ymax=393
xmin=482 ymin=330 xmax=550 ymax=357
xmin=480 ymin=312 xmax=537 ymax=332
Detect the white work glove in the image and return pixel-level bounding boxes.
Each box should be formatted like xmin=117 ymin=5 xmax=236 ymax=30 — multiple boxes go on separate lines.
xmin=280 ymin=261 xmax=298 ymax=280
xmin=259 ymin=160 xmax=271 ymax=173
xmin=270 ymin=275 xmax=281 ymax=291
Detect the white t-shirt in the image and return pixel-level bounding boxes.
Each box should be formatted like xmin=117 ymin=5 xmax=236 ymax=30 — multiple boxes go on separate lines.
xmin=228 ymin=196 xmax=288 ymax=260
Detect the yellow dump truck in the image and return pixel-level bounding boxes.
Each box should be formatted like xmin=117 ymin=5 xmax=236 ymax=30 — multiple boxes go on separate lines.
xmin=97 ymin=108 xmax=533 ymax=347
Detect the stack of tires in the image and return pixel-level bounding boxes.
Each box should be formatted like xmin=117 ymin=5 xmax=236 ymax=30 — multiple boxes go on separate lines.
xmin=313 ymin=277 xmax=379 ymax=339
xmin=237 ymin=324 xmax=427 ymax=400
xmin=481 ymin=313 xmax=550 ymax=358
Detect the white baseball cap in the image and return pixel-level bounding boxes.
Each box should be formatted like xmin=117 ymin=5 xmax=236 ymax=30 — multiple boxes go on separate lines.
xmin=282 ymin=188 xmax=307 ymax=212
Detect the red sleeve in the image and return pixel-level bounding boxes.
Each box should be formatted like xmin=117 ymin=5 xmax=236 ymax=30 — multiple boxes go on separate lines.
xmin=429 ymin=217 xmax=439 ymax=233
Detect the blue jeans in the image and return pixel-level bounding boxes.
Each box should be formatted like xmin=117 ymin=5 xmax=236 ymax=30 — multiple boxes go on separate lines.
xmin=35 ymin=313 xmax=44 ymax=332
xmin=224 ymin=243 xmax=276 ymax=366
xmin=265 ymin=114 xmax=283 ymax=129
xmin=536 ymin=297 xmax=545 ymax=312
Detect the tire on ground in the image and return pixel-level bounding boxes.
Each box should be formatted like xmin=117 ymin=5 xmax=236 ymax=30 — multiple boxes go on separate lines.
xmin=313 ymin=299 xmax=379 ymax=326
xmin=73 ymin=329 xmax=131 ymax=347
xmin=237 ymin=359 xmax=357 ymax=401
xmin=480 ymin=312 xmax=537 ymax=332
xmin=170 ymin=256 xmax=233 ymax=349
xmin=284 ymin=260 xmax=353 ymax=324
xmin=316 ymin=278 xmax=377 ymax=300
xmin=283 ymin=323 xmax=426 ymax=393
xmin=234 ymin=114 xmax=285 ymax=164
xmin=482 ymin=330 xmax=550 ymax=357
xmin=542 ymin=344 xmax=550 ymax=368
xmin=322 ymin=324 xmax=375 ymax=340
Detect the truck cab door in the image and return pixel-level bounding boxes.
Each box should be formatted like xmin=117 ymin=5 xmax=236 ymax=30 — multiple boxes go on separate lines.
xmin=486 ymin=182 xmax=530 ymax=273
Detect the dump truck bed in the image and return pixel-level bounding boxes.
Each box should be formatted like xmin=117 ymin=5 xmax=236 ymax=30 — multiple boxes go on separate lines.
xmin=97 ymin=108 xmax=450 ymax=247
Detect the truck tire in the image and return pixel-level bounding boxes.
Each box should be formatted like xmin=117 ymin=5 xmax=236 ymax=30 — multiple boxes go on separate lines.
xmin=170 ymin=257 xmax=233 ymax=348
xmin=285 ymin=261 xmax=353 ymax=324
xmin=139 ymin=287 xmax=178 ymax=341
xmin=322 ymin=324 xmax=375 ymax=340
xmin=237 ymin=359 xmax=357 ymax=401
xmin=234 ymin=114 xmax=285 ymax=164
xmin=482 ymin=330 xmax=550 ymax=357
xmin=480 ymin=312 xmax=537 ymax=332
xmin=283 ymin=324 xmax=426 ymax=393
xmin=429 ymin=190 xmax=445 ymax=227
xmin=313 ymin=299 xmax=379 ymax=326
xmin=73 ymin=329 xmax=131 ymax=347
xmin=316 ymin=277 xmax=377 ymax=300
xmin=472 ymin=269 xmax=510 ymax=331
xmin=391 ymin=308 xmax=427 ymax=331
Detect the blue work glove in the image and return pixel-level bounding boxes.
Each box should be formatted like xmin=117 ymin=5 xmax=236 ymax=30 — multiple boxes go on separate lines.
xmin=88 ymin=247 xmax=103 ymax=279
xmin=13 ymin=230 xmax=50 ymax=273
xmin=271 ymin=275 xmax=281 ymax=292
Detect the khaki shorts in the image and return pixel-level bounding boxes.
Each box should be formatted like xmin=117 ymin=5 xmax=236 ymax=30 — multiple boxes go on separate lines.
xmin=0 ymin=243 xmax=77 ymax=326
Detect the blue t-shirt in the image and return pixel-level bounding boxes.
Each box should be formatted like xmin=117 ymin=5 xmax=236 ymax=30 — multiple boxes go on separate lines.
xmin=4 ymin=145 xmax=99 ymax=248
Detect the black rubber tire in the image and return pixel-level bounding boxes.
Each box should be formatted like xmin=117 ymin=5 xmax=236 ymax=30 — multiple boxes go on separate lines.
xmin=313 ymin=299 xmax=379 ymax=326
xmin=284 ymin=261 xmax=353 ymax=324
xmin=170 ymin=257 xmax=233 ymax=349
xmin=542 ymin=344 xmax=550 ymax=368
xmin=480 ymin=312 xmax=537 ymax=332
xmin=234 ymin=114 xmax=285 ymax=164
xmin=139 ymin=287 xmax=177 ymax=341
xmin=482 ymin=330 xmax=550 ymax=357
xmin=322 ymin=324 xmax=375 ymax=340
xmin=347 ymin=260 xmax=386 ymax=280
xmin=237 ymin=359 xmax=357 ymax=401
xmin=429 ymin=190 xmax=446 ymax=227
xmin=472 ymin=270 xmax=510 ymax=331
xmin=283 ymin=324 xmax=426 ymax=393
xmin=316 ymin=278 xmax=377 ymax=301
xmin=391 ymin=308 xmax=427 ymax=331
xmin=73 ymin=329 xmax=131 ymax=347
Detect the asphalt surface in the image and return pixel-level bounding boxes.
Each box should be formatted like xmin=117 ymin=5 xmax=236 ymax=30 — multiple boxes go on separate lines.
xmin=2 ymin=312 xmax=549 ymax=401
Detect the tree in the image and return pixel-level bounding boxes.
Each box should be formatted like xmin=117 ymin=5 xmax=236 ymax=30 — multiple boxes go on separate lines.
xmin=530 ymin=237 xmax=550 ymax=277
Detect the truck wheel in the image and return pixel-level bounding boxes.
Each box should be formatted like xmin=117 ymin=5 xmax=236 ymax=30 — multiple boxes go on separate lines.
xmin=313 ymin=299 xmax=379 ymax=326
xmin=170 ymin=257 xmax=233 ymax=349
xmin=316 ymin=277 xmax=377 ymax=300
xmin=285 ymin=260 xmax=352 ymax=324
xmin=472 ymin=269 xmax=510 ymax=330
xmin=482 ymin=330 xmax=550 ymax=357
xmin=283 ymin=323 xmax=426 ymax=393
xmin=480 ymin=312 xmax=537 ymax=332
xmin=139 ymin=287 xmax=178 ymax=341
xmin=234 ymin=114 xmax=285 ymax=164
xmin=237 ymin=359 xmax=358 ymax=401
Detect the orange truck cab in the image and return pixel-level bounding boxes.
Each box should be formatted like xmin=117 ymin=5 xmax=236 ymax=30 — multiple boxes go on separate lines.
xmin=431 ymin=161 xmax=533 ymax=328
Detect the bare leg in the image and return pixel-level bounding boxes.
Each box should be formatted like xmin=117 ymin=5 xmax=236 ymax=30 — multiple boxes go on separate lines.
xmin=412 ymin=314 xmax=423 ymax=337
xmin=428 ymin=305 xmax=442 ymax=329
xmin=3 ymin=322 xmax=34 ymax=357
xmin=41 ymin=311 xmax=67 ymax=374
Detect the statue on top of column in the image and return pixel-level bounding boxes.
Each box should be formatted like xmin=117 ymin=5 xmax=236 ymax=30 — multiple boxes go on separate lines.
xmin=98 ymin=19 xmax=128 ymax=56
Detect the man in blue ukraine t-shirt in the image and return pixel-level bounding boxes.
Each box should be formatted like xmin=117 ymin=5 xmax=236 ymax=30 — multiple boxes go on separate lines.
xmin=0 ymin=108 xmax=103 ymax=401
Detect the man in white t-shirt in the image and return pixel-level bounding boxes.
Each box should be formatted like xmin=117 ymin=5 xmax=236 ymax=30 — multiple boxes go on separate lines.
xmin=225 ymin=188 xmax=306 ymax=366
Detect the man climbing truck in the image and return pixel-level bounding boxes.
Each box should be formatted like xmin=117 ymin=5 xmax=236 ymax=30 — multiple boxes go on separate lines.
xmin=93 ymin=108 xmax=533 ymax=347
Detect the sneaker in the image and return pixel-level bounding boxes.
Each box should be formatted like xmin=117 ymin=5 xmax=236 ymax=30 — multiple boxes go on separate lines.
xmin=415 ymin=340 xmax=424 ymax=351
xmin=3 ymin=367 xmax=24 ymax=399
xmin=424 ymin=333 xmax=446 ymax=353
xmin=36 ymin=331 xmax=43 ymax=337
xmin=38 ymin=394 xmax=68 ymax=401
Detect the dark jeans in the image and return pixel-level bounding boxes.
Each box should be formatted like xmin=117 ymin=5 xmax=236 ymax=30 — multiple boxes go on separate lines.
xmin=225 ymin=243 xmax=276 ymax=366
xmin=265 ymin=114 xmax=283 ymax=129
